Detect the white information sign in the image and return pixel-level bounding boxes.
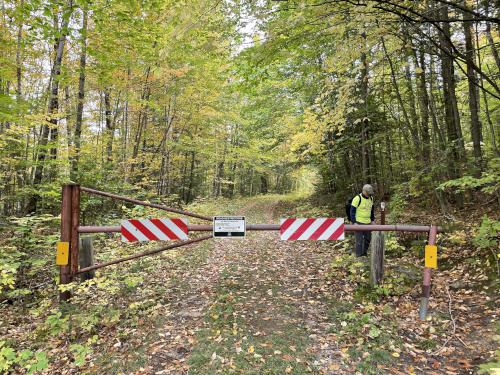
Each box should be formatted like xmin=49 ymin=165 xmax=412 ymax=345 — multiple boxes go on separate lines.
xmin=213 ymin=216 xmax=246 ymax=238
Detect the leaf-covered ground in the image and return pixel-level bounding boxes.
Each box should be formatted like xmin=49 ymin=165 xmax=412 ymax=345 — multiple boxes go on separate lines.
xmin=1 ymin=195 xmax=498 ymax=374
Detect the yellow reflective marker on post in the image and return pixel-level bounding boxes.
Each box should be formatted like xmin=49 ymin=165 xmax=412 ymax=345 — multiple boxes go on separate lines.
xmin=425 ymin=245 xmax=437 ymax=269
xmin=56 ymin=242 xmax=69 ymax=266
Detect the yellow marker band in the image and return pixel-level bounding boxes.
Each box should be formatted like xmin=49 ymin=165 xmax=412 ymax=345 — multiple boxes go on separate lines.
xmin=425 ymin=245 xmax=437 ymax=269
xmin=56 ymin=242 xmax=69 ymax=266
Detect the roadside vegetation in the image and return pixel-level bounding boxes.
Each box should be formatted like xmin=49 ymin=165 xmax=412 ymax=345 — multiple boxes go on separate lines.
xmin=1 ymin=193 xmax=498 ymax=373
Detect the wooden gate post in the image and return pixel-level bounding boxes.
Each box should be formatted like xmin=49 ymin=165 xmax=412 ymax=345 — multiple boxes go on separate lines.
xmin=419 ymin=224 xmax=438 ymax=320
xmin=79 ymin=236 xmax=95 ymax=281
xmin=59 ymin=184 xmax=72 ymax=301
xmin=370 ymin=231 xmax=385 ymax=286
xmin=59 ymin=183 xmax=80 ymax=301
xmin=70 ymin=184 xmax=80 ymax=277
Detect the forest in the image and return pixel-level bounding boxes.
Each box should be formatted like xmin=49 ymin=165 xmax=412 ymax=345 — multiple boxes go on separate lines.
xmin=0 ymin=0 xmax=499 ymax=374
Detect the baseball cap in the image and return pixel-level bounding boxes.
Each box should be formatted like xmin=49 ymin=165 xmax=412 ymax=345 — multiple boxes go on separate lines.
xmin=362 ymin=184 xmax=374 ymax=196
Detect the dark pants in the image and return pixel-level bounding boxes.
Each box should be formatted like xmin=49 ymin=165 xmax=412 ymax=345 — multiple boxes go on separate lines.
xmin=354 ymin=223 xmax=371 ymax=257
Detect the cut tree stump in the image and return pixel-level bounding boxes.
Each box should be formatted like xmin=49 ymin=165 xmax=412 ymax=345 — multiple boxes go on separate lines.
xmin=79 ymin=236 xmax=95 ymax=281
xmin=370 ymin=231 xmax=385 ymax=286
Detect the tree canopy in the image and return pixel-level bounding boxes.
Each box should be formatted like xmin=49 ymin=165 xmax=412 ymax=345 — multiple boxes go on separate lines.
xmin=0 ymin=0 xmax=498 ymax=213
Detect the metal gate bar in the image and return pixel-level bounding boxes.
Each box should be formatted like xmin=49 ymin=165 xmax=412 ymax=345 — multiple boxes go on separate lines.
xmin=76 ymin=234 xmax=213 ymax=274
xmin=78 ymin=224 xmax=442 ymax=233
xmin=81 ymin=186 xmax=212 ymax=222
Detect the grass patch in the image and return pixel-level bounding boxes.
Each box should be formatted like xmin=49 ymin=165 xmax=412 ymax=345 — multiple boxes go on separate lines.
xmin=417 ymin=338 xmax=438 ymax=351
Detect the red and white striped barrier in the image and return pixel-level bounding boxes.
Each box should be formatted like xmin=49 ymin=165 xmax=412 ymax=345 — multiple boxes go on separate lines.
xmin=121 ymin=218 xmax=188 ymax=242
xmin=280 ymin=218 xmax=345 ymax=240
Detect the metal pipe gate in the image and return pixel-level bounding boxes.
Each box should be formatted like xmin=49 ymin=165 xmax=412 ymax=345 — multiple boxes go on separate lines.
xmin=58 ymin=184 xmax=441 ymax=320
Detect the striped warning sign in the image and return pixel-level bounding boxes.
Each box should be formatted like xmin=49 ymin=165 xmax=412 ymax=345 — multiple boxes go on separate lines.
xmin=121 ymin=218 xmax=188 ymax=242
xmin=280 ymin=218 xmax=345 ymax=240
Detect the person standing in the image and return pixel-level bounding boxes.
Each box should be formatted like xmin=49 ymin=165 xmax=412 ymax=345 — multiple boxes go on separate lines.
xmin=350 ymin=184 xmax=375 ymax=257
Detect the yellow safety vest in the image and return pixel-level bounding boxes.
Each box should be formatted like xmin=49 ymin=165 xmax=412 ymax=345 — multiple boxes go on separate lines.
xmin=352 ymin=194 xmax=373 ymax=224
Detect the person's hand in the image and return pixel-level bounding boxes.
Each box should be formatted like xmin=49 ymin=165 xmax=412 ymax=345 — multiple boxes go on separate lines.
xmin=370 ymin=221 xmax=375 ymax=225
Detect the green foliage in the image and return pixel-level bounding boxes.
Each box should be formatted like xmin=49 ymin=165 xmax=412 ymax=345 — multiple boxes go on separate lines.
xmin=329 ymin=246 xmax=417 ymax=301
xmin=43 ymin=311 xmax=69 ymax=336
xmin=387 ymin=188 xmax=408 ymax=223
xmin=27 ymin=352 xmax=49 ymax=374
xmin=75 ymin=310 xmax=101 ymax=332
xmin=371 ymin=267 xmax=417 ymax=298
xmin=0 ymin=341 xmax=49 ymax=374
xmin=0 ymin=342 xmax=16 ymax=372
xmin=473 ymin=216 xmax=500 ymax=250
xmin=123 ymin=275 xmax=144 ymax=290
xmin=0 ymin=246 xmax=22 ymax=293
xmin=437 ymin=158 xmax=500 ymax=194
xmin=438 ymin=174 xmax=499 ymax=194
xmin=69 ymin=343 xmax=92 ymax=367
xmin=385 ymin=235 xmax=405 ymax=255
xmin=0 ymin=214 xmax=58 ymax=298
xmin=327 ymin=304 xmax=400 ymax=374
xmin=330 ymin=253 xmax=369 ymax=283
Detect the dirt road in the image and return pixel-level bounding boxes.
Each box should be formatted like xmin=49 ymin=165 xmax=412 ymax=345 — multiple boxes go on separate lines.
xmin=90 ymin=196 xmax=497 ymax=375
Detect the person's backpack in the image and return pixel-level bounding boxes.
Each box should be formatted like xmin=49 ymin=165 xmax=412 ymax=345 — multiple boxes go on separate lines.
xmin=345 ymin=194 xmax=361 ymax=223
xmin=345 ymin=194 xmax=373 ymax=223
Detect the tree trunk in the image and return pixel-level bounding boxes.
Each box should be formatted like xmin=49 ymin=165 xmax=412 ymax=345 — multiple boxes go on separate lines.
xmin=186 ymin=150 xmax=196 ymax=203
xmin=249 ymin=168 xmax=254 ymax=195
xmin=415 ymin=47 xmax=430 ymax=163
xmin=360 ymin=32 xmax=369 ymax=181
xmin=381 ymin=38 xmax=420 ymax=153
xmin=428 ymin=53 xmax=446 ymax=153
xmin=72 ymin=6 xmax=87 ymax=179
xmin=439 ymin=6 xmax=464 ymax=206
xmin=439 ymin=6 xmax=463 ymax=179
xmin=477 ymin=34 xmax=499 ymax=156
xmin=463 ymin=7 xmax=483 ymax=176
xmin=104 ymin=88 xmax=114 ymax=162
xmin=132 ymin=67 xmax=151 ymax=164
xmin=15 ymin=0 xmax=23 ymax=103
xmin=404 ymin=49 xmax=421 ymax=156
xmin=213 ymin=140 xmax=227 ymax=197
xmin=385 ymin=133 xmax=393 ymax=182
xmin=27 ymin=0 xmax=73 ymax=213
xmin=260 ymin=175 xmax=268 ymax=194
xmin=485 ymin=22 xmax=500 ymax=73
